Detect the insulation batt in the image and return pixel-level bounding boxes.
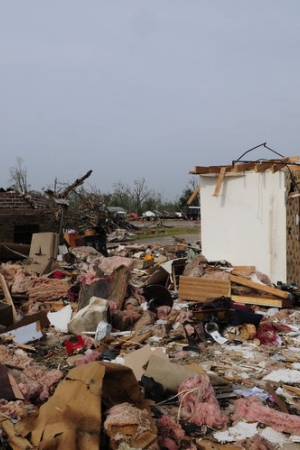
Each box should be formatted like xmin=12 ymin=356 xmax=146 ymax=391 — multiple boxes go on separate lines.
xmin=1 ymin=262 xmax=24 ymax=286
xmin=0 ymin=399 xmax=38 ymax=421
xmin=11 ymin=268 xmax=29 ymax=294
xmin=178 ymin=374 xmax=228 ymax=429
xmin=0 ymin=345 xmax=32 ymax=369
xmin=74 ymin=351 xmax=100 ymax=366
xmin=156 ymin=415 xmax=185 ymax=450
xmin=80 ymin=256 xmax=133 ymax=285
xmin=233 ymin=396 xmax=300 ymax=435
xmin=234 ymin=434 xmax=275 ymax=450
xmin=79 ymin=264 xmax=99 ymax=285
xmin=156 ymin=305 xmax=172 ymax=320
xmin=176 ymin=310 xmax=193 ymax=324
xmin=11 ymin=364 xmax=63 ymax=401
xmin=103 ymin=402 xmax=157 ymax=448
xmin=27 ymin=277 xmax=70 ymax=302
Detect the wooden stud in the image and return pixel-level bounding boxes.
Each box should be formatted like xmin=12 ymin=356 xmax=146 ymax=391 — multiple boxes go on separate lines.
xmin=231 ymin=294 xmax=294 ymax=308
xmin=213 ymin=166 xmax=227 ymax=197
xmin=187 ymin=185 xmax=200 ymax=205
xmin=229 ymin=274 xmax=291 ymax=299
xmin=0 ymin=274 xmax=18 ymax=323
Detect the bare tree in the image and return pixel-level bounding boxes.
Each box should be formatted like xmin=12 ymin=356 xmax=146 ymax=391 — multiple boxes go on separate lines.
xmin=9 ymin=157 xmax=30 ymax=193
xmin=111 ymin=181 xmax=132 ymax=211
xmin=112 ymin=178 xmax=153 ymax=214
xmin=132 ymin=178 xmax=153 ymax=214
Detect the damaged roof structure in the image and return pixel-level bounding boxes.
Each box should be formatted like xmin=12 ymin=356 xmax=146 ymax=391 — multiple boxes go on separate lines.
xmin=191 ymin=149 xmax=300 ymax=286
xmin=2 ymin=155 xmax=300 ymax=449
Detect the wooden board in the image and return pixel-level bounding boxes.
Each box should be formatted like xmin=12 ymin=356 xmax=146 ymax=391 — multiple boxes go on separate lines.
xmin=231 ymin=294 xmax=294 ymax=308
xmin=187 ymin=185 xmax=200 ymax=204
xmin=178 ymin=276 xmax=231 ymax=302
xmin=213 ymin=166 xmax=226 ymax=197
xmin=0 ymin=363 xmax=24 ymax=400
xmin=0 ymin=274 xmax=18 ymax=322
xmin=229 ymin=274 xmax=291 ymax=299
xmin=231 ymin=266 xmax=256 ymax=276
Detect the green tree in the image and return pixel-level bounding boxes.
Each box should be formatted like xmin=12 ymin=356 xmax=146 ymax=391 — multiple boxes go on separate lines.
xmin=177 ymin=178 xmax=200 ymax=209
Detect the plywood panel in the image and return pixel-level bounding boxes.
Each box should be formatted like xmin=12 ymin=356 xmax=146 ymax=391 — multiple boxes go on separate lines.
xmin=178 ymin=276 xmax=231 ymax=302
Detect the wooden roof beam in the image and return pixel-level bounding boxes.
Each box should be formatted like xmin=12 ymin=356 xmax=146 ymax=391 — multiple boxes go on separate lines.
xmin=191 ymin=156 xmax=299 ymax=175
xmin=187 ymin=185 xmax=200 ymax=205
xmin=190 ymin=166 xmax=231 ymax=175
xmin=213 ymin=166 xmax=227 ymax=197
xmin=232 ymin=162 xmax=258 ymax=172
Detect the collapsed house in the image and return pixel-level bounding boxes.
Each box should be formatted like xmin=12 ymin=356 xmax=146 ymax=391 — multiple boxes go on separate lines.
xmin=0 ymin=190 xmax=59 ymax=259
xmin=1 ymin=157 xmax=300 ymax=449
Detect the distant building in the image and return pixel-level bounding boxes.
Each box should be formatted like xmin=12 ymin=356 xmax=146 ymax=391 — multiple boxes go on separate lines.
xmin=107 ymin=206 xmax=127 ymax=218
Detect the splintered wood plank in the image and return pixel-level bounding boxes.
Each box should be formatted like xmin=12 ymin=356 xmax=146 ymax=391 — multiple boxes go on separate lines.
xmin=187 ymin=185 xmax=200 ymax=204
xmin=232 ymin=162 xmax=257 ymax=172
xmin=121 ymin=331 xmax=153 ymax=349
xmin=271 ymin=163 xmax=286 ymax=173
xmin=0 ymin=364 xmax=24 ymax=400
xmin=255 ymin=162 xmax=274 ymax=172
xmin=231 ymin=294 xmax=294 ymax=308
xmin=178 ymin=276 xmax=231 ymax=302
xmin=284 ymin=156 xmax=300 ymax=163
xmin=231 ymin=266 xmax=256 ymax=276
xmin=0 ymin=274 xmax=18 ymax=323
xmin=229 ymin=274 xmax=291 ymax=299
xmin=191 ymin=158 xmax=299 ymax=176
xmin=256 ymin=157 xmax=298 ymax=174
xmin=191 ymin=165 xmax=230 ymax=175
xmin=191 ymin=166 xmax=214 ymax=174
xmin=213 ymin=166 xmax=226 ymax=197
xmin=282 ymin=385 xmax=300 ymax=396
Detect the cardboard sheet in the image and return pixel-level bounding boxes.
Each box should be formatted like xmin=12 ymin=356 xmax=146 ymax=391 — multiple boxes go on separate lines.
xmin=123 ymin=344 xmax=166 ymax=381
xmin=15 ymin=361 xmax=145 ymax=449
xmin=27 ymin=232 xmax=59 ymax=275
xmin=144 ymin=354 xmax=229 ymax=393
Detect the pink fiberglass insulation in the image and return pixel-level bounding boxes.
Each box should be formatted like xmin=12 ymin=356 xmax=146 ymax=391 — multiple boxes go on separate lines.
xmin=233 ymin=396 xmax=300 ymax=435
xmin=156 ymin=414 xmax=185 ymax=449
xmin=177 ymin=374 xmax=228 ymax=429
xmin=235 ymin=434 xmax=275 ymax=450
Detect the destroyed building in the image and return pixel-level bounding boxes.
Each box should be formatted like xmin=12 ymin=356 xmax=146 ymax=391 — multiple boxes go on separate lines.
xmin=0 ymin=190 xmax=59 ymax=245
xmin=191 ymin=155 xmax=300 ymax=286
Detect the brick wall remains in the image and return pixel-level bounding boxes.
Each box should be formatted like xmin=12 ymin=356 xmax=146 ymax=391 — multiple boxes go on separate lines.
xmin=0 ymin=192 xmax=59 ymax=243
xmin=0 ymin=192 xmax=49 ymax=210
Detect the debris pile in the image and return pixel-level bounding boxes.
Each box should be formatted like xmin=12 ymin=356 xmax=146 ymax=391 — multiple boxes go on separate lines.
xmin=1 ymin=232 xmax=300 ymax=449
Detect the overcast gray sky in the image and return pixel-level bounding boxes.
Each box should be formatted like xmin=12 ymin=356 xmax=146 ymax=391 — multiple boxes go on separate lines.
xmin=1 ymin=1 xmax=300 ymax=200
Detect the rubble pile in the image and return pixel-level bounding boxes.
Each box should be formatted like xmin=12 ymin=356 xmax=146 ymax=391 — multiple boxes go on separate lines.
xmin=1 ymin=234 xmax=300 ymax=449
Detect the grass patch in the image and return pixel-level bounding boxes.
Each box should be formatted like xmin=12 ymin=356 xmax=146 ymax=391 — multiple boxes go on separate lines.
xmin=132 ymin=223 xmax=200 ymax=240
